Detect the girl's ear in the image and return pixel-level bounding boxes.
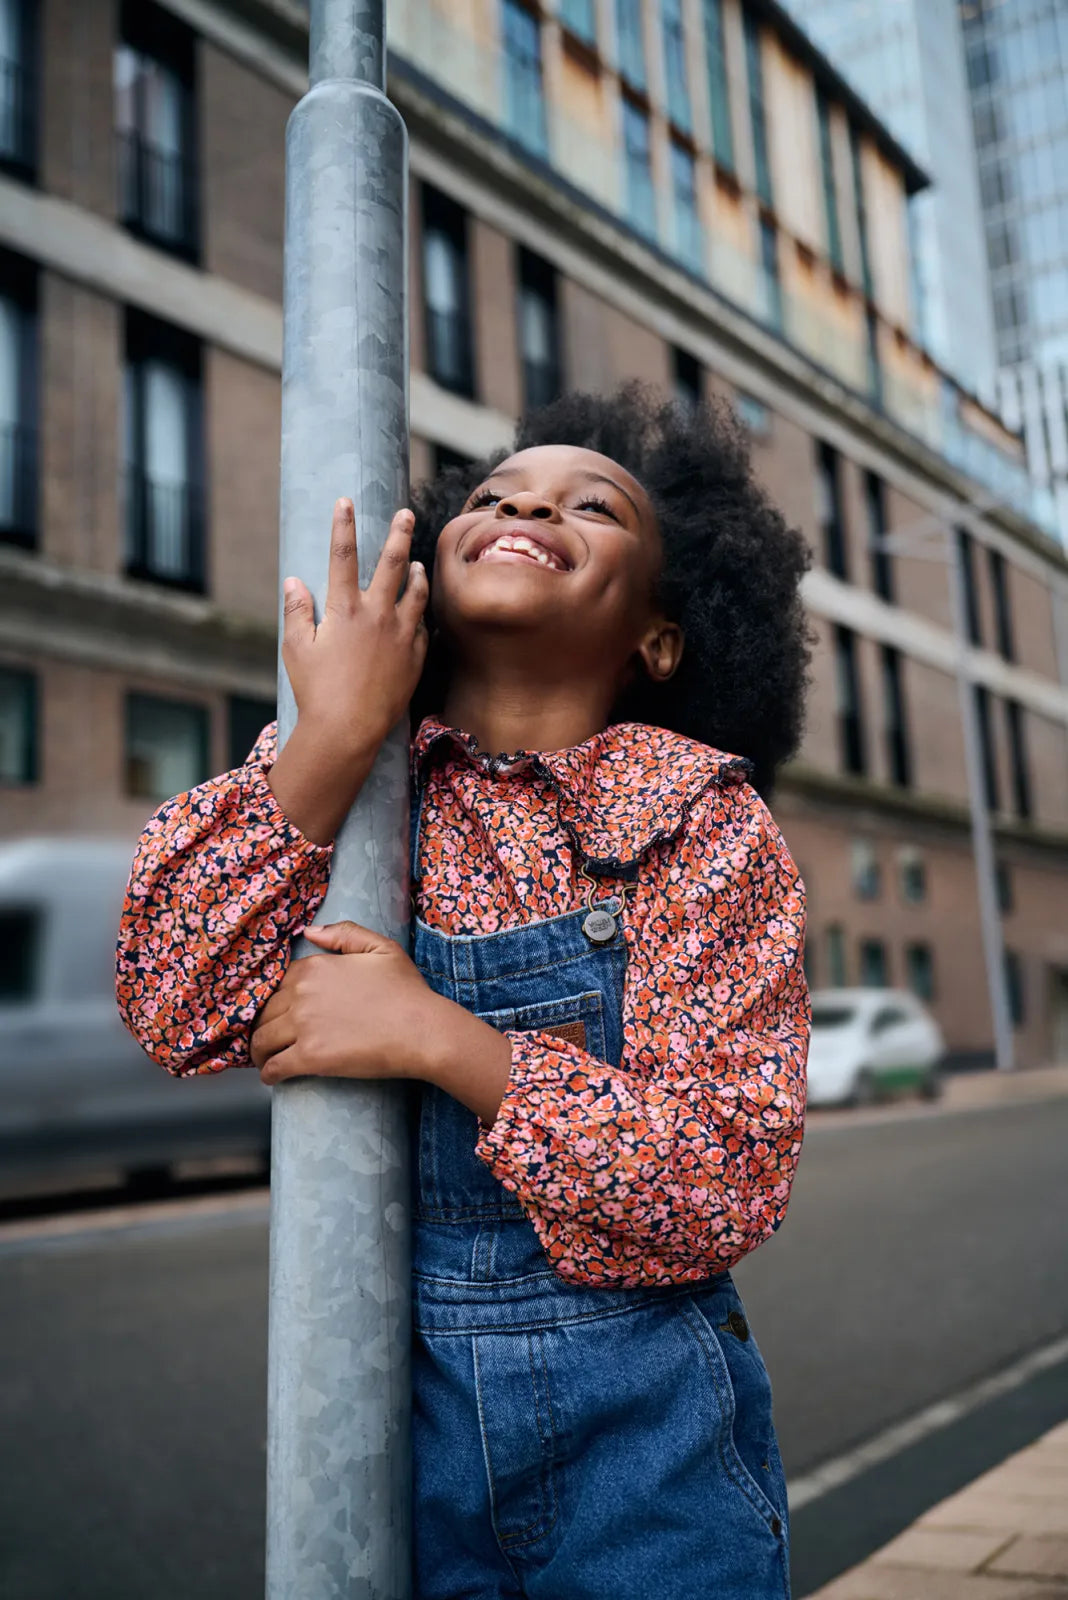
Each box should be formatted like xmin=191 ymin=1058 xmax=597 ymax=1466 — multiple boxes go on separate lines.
xmin=637 ymin=618 xmax=684 ymax=683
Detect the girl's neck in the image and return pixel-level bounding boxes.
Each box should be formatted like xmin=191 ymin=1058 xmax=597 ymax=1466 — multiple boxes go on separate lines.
xmin=442 ymin=662 xmax=614 ymax=758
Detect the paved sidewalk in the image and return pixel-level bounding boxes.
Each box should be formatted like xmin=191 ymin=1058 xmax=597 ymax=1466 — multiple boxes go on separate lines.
xmin=806 ymin=1063 xmax=1068 ymax=1132
xmin=806 ymin=1419 xmax=1068 ymax=1598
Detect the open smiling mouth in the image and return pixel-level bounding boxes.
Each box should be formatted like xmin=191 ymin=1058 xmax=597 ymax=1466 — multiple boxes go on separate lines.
xmin=474 ymin=534 xmax=570 ymax=571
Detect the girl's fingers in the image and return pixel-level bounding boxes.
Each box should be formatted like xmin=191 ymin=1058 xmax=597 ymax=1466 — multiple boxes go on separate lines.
xmin=259 ymin=1044 xmax=302 ymax=1085
xmin=281 ymin=576 xmax=315 ymax=650
xmin=368 ymin=509 xmax=416 ymax=606
xmin=397 ymin=559 xmax=429 ymax=632
xmin=324 ymin=498 xmax=360 ymax=613
xmin=250 ymin=1012 xmax=296 ymax=1070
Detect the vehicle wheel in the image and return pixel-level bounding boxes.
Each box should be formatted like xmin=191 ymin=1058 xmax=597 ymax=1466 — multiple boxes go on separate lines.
xmin=850 ymin=1068 xmax=878 ymax=1108
xmin=919 ymin=1064 xmax=944 ymax=1101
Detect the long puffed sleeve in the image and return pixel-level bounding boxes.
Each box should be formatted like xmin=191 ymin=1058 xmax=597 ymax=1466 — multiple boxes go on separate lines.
xmin=116 ymin=722 xmax=332 ymax=1076
xmin=474 ymin=786 xmax=809 ymax=1287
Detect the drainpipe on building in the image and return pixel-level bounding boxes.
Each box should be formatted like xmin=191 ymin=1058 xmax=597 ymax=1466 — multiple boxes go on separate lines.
xmin=877 ymin=503 xmax=1015 ymax=1073
xmin=268 ymin=3 xmax=412 ymax=1597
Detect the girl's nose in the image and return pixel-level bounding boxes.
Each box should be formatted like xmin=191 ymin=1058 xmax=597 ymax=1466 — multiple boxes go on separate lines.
xmin=496 ymin=491 xmax=559 ymax=521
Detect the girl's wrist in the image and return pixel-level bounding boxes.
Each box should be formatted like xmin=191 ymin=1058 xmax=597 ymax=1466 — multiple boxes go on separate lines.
xmin=417 ymin=996 xmax=514 ymax=1128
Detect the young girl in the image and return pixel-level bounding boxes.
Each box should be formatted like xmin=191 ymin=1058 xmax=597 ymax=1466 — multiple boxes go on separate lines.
xmin=117 ymin=384 xmax=811 ymax=1600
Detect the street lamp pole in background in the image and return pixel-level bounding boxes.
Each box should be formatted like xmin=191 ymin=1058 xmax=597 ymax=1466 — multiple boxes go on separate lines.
xmin=878 ymin=501 xmax=1014 ymax=1072
xmin=269 ymin=3 xmax=412 ymax=1597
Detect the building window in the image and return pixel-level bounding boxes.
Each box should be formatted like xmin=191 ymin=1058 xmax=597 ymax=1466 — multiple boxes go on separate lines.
xmin=115 ymin=3 xmax=198 ymax=259
xmin=702 ymin=0 xmax=733 ymax=172
xmin=905 ymin=943 xmax=935 ymax=1003
xmin=898 ymin=847 xmax=927 ymax=905
xmin=662 ymin=0 xmax=691 ymax=132
xmin=228 ymin=694 xmax=275 ymax=770
xmin=0 ymin=663 xmax=36 ymax=783
xmin=517 ymin=247 xmax=560 ymax=411
xmin=735 ymin=391 xmax=770 ymax=436
xmin=670 ymin=140 xmax=702 ymax=270
xmin=743 ymin=11 xmax=772 ymax=208
xmin=987 ymin=549 xmax=1014 ymax=661
xmin=865 ymin=473 xmax=892 ymax=602
xmin=1005 ymin=700 xmax=1031 ymax=821
xmin=851 ymin=838 xmax=880 ymax=901
xmin=835 ymin=626 xmax=866 ymax=776
xmin=859 ymin=938 xmax=888 ymax=988
xmin=849 ymin=125 xmax=873 ymax=300
xmin=881 ymin=645 xmax=911 ymax=788
xmin=0 ymin=0 xmax=36 ymax=177
xmin=817 ymin=442 xmax=847 ymax=578
xmin=615 ymin=0 xmax=646 ymax=89
xmin=673 ymin=346 xmax=702 ymax=410
xmin=622 ymin=99 xmax=656 ymax=238
xmin=816 ymin=89 xmax=843 ymax=274
xmin=0 ymin=248 xmax=36 ymax=549
xmin=1004 ymin=949 xmax=1025 ymax=1028
xmin=433 ymin=443 xmax=474 ymax=476
xmin=123 ymin=312 xmax=204 ymax=591
xmin=759 ymin=216 xmax=782 ymax=332
xmin=827 ymin=923 xmax=847 ymax=987
xmin=560 ymin=0 xmax=596 ymax=45
xmin=501 ymin=0 xmax=547 ymax=158
xmin=973 ymin=684 xmax=999 ymax=812
xmin=125 ymin=693 xmax=209 ymax=801
xmin=956 ymin=528 xmax=982 ymax=645
xmin=995 ymin=860 xmax=1013 ymax=914
xmin=866 ymin=309 xmax=882 ymax=406
xmin=422 ymin=186 xmax=475 ymax=398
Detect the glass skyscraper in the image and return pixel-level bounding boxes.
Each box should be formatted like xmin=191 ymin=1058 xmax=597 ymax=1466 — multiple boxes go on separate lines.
xmin=961 ymin=0 xmax=1068 ymax=541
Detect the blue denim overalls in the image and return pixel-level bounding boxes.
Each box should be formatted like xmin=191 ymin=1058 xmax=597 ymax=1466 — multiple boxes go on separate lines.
xmin=407 ymin=778 xmax=791 ymax=1600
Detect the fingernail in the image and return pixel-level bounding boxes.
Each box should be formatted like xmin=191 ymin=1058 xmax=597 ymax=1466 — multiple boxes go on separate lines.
xmin=283 ymin=577 xmax=297 ymax=595
xmin=411 ymin=560 xmax=425 ymax=576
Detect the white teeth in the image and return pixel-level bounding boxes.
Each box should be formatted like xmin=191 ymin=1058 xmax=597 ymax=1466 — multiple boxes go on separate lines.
xmin=536 ymin=552 xmax=549 ymax=565
xmin=477 ymin=534 xmax=564 ymax=569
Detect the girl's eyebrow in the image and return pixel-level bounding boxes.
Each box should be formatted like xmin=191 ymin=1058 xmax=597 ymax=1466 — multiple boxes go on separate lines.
xmin=485 ymin=465 xmax=641 ymax=519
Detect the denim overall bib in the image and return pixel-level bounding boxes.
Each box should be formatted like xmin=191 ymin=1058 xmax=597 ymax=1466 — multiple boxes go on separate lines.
xmin=407 ymin=782 xmax=791 ymax=1600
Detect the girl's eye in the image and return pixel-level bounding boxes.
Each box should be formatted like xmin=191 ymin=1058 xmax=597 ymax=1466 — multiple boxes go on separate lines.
xmin=576 ymin=496 xmax=616 ymax=518
xmin=466 ymin=488 xmax=500 ymax=510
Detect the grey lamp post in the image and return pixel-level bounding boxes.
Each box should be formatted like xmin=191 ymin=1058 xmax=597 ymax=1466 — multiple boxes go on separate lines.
xmin=874 ymin=497 xmax=1014 ymax=1072
xmin=268 ymin=3 xmax=412 ymax=1596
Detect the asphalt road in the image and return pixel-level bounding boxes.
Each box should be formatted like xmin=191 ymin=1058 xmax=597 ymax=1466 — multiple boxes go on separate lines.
xmin=2 ymin=1095 xmax=1066 ymax=1599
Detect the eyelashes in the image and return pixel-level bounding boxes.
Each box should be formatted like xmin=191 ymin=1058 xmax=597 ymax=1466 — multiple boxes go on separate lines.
xmin=463 ymin=489 xmax=618 ymax=519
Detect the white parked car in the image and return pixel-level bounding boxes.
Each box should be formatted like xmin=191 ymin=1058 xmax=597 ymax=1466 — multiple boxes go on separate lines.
xmin=0 ymin=837 xmax=271 ymax=1191
xmin=806 ymin=987 xmax=946 ymax=1108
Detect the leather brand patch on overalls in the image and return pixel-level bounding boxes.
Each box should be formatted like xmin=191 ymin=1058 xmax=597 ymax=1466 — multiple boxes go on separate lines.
xmin=539 ymin=1020 xmax=587 ymax=1051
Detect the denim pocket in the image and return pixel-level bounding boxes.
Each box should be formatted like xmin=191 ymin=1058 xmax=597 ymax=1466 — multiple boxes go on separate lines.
xmin=475 ymin=990 xmax=606 ymax=1063
xmin=682 ymin=1290 xmax=788 ymax=1538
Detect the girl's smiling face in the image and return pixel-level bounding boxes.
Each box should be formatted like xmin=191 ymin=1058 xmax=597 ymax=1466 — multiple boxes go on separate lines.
xmin=432 ymin=444 xmax=682 ymax=695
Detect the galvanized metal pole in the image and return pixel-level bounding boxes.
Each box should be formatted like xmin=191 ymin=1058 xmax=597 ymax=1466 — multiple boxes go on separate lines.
xmin=268 ymin=2 xmax=412 ymax=1596
xmin=947 ymin=528 xmax=1015 ymax=1073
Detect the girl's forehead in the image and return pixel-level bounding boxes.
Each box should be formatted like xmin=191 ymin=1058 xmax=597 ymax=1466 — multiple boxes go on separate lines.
xmin=489 ymin=445 xmax=651 ymax=514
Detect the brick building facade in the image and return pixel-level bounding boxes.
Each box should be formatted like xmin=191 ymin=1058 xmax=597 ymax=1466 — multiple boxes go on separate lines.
xmin=0 ymin=0 xmax=1066 ymax=1067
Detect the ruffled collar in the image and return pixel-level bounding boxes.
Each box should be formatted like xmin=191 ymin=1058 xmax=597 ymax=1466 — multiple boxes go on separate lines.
xmin=411 ymin=715 xmax=752 ymax=875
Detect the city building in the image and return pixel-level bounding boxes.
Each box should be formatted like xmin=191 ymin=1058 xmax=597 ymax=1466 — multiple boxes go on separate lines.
xmin=779 ymin=0 xmax=999 ymax=402
xmin=0 ymin=0 xmax=1066 ymax=1068
xmin=960 ymin=0 xmax=1068 ymax=546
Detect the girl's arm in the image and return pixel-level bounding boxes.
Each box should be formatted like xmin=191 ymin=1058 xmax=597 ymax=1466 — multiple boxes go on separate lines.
xmin=116 ymin=719 xmax=333 ymax=1076
xmin=472 ymin=787 xmax=810 ymax=1286
xmin=116 ymin=500 xmax=429 ymax=1077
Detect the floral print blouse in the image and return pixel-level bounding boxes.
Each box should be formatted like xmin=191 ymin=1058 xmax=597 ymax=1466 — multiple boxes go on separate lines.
xmin=116 ymin=716 xmax=809 ymax=1288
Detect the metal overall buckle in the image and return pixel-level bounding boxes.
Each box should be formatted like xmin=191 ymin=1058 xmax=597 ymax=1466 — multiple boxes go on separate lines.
xmin=580 ymin=867 xmax=626 ymax=946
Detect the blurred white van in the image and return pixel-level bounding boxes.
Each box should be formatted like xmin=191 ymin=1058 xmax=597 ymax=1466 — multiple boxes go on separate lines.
xmin=807 ymin=988 xmax=946 ymax=1108
xmin=0 ymin=838 xmax=270 ymax=1190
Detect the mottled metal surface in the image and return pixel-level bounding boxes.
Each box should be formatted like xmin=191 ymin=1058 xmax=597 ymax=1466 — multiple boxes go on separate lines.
xmin=267 ymin=2 xmax=412 ymax=1591
xmin=311 ymin=0 xmax=386 ymax=91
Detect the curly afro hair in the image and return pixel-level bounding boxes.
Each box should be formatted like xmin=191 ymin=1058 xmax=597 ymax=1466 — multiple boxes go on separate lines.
xmin=409 ymin=382 xmax=811 ymax=797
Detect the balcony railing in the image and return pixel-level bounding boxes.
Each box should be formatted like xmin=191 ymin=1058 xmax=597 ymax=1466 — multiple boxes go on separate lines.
xmin=522 ymin=356 xmax=560 ymax=412
xmin=117 ymin=130 xmax=198 ymax=257
xmin=0 ymin=57 xmax=35 ymax=174
xmin=123 ymin=469 xmax=204 ymax=590
xmin=0 ymin=422 xmax=37 ymax=546
xmin=425 ymin=307 xmax=474 ymax=397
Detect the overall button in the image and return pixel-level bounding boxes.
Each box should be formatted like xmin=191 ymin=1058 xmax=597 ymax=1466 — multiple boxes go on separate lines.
xmin=725 ymin=1310 xmax=750 ymax=1342
xmin=582 ymin=908 xmax=617 ymax=945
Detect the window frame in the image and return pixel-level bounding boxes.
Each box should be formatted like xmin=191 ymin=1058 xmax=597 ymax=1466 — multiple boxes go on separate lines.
xmin=816 ymin=88 xmax=844 ymax=274
xmin=835 ymin=625 xmax=867 ymax=777
xmin=0 ymin=245 xmax=38 ymax=550
xmin=123 ymin=309 xmax=206 ymax=593
xmin=881 ymin=644 xmax=911 ymax=788
xmin=115 ymin=1 xmax=199 ymax=262
xmin=124 ymin=691 xmax=210 ymax=802
xmin=817 ymin=441 xmax=848 ymax=579
xmin=421 ymin=185 xmax=476 ymax=400
xmin=0 ymin=662 xmax=38 ymax=785
xmin=500 ymin=0 xmax=548 ymax=158
xmin=702 ymin=0 xmax=734 ymax=173
xmin=743 ymin=10 xmax=772 ymax=208
xmin=516 ymin=246 xmax=561 ymax=411
xmin=0 ymin=0 xmax=38 ymax=180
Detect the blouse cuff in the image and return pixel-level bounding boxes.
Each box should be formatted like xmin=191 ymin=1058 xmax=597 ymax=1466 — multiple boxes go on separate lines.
xmin=474 ymin=1028 xmax=580 ymax=1187
xmin=237 ymin=758 xmax=335 ymax=863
